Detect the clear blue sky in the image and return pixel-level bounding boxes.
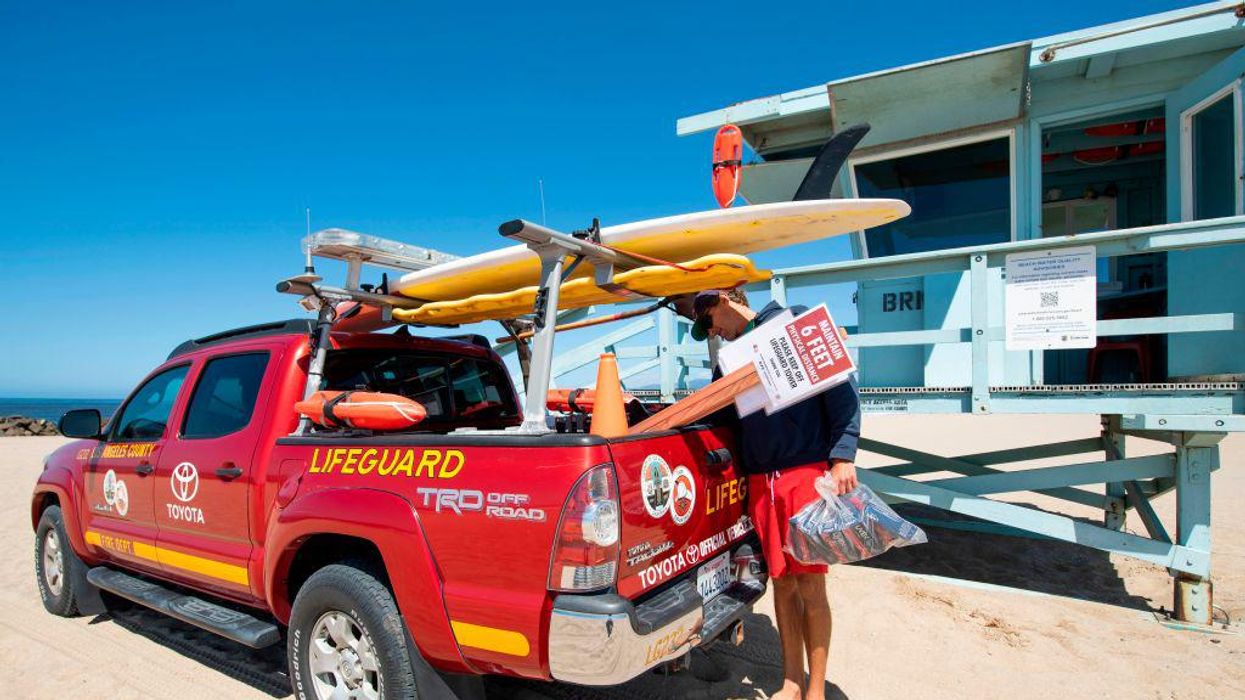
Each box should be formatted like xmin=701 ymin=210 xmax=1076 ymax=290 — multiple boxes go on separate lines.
xmin=1 ymin=1 xmax=1189 ymax=398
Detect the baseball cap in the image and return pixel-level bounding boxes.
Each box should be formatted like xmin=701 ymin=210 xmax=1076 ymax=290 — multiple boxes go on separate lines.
xmin=689 ymin=290 xmax=724 ymax=341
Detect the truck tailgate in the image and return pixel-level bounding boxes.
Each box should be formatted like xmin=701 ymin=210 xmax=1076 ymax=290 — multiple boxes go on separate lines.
xmin=609 ymin=427 xmax=753 ymax=599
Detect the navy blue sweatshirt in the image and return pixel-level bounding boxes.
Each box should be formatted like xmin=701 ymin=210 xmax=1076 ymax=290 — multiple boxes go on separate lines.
xmin=712 ymin=302 xmax=861 ymax=475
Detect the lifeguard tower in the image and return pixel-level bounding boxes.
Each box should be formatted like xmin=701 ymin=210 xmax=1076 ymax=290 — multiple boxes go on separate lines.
xmin=534 ymin=2 xmax=1245 ymax=625
xmin=678 ymin=1 xmax=1244 ymax=388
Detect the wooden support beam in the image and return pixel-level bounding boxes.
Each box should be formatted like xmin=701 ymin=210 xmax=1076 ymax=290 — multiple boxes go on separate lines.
xmin=862 ymin=437 xmax=1106 ymax=509
xmin=1124 ymin=480 xmax=1171 ymax=543
xmin=924 ymin=454 xmax=1174 ymax=495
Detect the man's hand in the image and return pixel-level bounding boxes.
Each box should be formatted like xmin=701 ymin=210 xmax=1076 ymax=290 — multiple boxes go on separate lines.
xmin=828 ymin=460 xmax=858 ymax=496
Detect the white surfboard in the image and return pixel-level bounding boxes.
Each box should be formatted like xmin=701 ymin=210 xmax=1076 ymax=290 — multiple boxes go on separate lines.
xmin=395 ymin=199 xmax=909 ymax=301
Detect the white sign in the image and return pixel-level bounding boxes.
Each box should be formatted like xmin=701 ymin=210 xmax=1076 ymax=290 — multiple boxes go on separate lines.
xmin=718 ymin=310 xmax=791 ymax=417
xmin=1005 ymin=246 xmax=1098 ymax=351
xmin=718 ymin=304 xmax=856 ymax=416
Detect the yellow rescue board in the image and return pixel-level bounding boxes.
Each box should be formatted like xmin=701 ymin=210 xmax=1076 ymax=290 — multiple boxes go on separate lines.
xmin=392 ymin=253 xmax=768 ymax=325
xmin=396 ymin=198 xmax=908 ymax=301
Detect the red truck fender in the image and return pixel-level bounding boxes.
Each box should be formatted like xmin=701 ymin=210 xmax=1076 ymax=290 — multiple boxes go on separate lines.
xmin=33 ymin=466 xmax=109 ymax=616
xmin=32 ymin=467 xmax=95 ymax=564
xmin=264 ymin=487 xmax=473 ymax=673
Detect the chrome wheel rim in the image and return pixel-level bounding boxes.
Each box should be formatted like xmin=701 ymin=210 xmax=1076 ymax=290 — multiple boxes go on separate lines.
xmin=308 ymin=610 xmax=381 ymax=700
xmin=42 ymin=529 xmax=64 ymax=597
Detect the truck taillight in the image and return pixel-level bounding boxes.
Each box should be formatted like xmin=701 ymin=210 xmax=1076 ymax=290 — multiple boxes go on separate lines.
xmin=548 ymin=464 xmax=620 ymax=592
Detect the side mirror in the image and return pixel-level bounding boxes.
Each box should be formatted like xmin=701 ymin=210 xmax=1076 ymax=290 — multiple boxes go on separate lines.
xmin=59 ymin=409 xmax=103 ymax=440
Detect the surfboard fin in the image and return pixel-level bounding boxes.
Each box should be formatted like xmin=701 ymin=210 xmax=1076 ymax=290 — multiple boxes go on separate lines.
xmin=792 ymin=123 xmax=871 ymax=201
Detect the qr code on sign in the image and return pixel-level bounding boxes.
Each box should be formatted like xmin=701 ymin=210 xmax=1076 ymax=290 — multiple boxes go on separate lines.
xmin=1040 ymin=292 xmax=1059 ymax=308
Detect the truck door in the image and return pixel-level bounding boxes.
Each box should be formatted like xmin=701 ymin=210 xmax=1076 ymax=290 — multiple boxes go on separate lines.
xmin=154 ymin=350 xmax=275 ymax=598
xmin=83 ymin=363 xmax=191 ymax=575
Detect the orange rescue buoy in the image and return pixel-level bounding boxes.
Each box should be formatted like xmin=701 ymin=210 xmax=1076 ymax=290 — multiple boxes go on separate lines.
xmin=547 ymin=388 xmax=638 ymax=413
xmin=333 ymin=303 xmax=397 ymax=334
xmin=712 ymin=124 xmax=743 ymax=208
xmin=295 ymin=391 xmax=427 ymax=431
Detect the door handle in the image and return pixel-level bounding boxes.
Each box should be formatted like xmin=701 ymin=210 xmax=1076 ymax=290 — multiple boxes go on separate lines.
xmin=135 ymin=463 xmax=154 ymax=477
xmin=705 ymin=448 xmax=733 ymax=469
xmin=216 ymin=464 xmax=244 ymax=480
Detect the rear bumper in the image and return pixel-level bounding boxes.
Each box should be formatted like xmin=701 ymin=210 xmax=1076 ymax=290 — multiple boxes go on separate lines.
xmin=547 ymin=543 xmax=766 ymax=686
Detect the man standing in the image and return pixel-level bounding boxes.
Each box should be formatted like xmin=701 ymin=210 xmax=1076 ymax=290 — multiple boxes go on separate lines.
xmin=689 ymin=288 xmax=860 ymax=700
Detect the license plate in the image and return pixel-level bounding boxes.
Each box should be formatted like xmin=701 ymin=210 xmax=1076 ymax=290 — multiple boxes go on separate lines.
xmin=696 ymin=552 xmax=731 ymax=601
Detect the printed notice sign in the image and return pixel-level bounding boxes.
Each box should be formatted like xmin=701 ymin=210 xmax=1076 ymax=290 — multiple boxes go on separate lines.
xmin=1004 ymin=246 xmax=1097 ymax=350
xmin=719 ymin=304 xmax=856 ymax=416
xmin=718 ymin=310 xmax=792 ymax=417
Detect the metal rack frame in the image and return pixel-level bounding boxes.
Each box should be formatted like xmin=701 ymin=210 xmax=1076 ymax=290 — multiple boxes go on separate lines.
xmin=495 ymin=219 xmax=650 ymax=432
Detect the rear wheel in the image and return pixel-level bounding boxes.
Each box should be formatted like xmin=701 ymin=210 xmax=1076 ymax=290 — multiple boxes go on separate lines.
xmin=35 ymin=506 xmax=80 ymax=617
xmin=288 ymin=563 xmax=418 ymax=700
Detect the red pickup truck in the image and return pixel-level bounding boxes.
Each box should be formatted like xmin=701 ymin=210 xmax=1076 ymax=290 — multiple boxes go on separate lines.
xmin=32 ymin=319 xmax=765 ymax=698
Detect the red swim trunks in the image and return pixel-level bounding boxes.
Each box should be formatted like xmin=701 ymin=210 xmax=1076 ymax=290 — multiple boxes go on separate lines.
xmin=748 ymin=463 xmax=831 ymax=579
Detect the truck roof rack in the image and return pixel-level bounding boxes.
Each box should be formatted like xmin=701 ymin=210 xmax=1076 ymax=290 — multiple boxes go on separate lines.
xmin=168 ymin=319 xmax=314 ymax=359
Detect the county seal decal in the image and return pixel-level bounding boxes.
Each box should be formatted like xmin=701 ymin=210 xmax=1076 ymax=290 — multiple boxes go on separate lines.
xmin=640 ymin=454 xmax=673 ymax=519
xmin=102 ymin=468 xmax=130 ymax=517
xmin=669 ymin=466 xmax=696 ymax=526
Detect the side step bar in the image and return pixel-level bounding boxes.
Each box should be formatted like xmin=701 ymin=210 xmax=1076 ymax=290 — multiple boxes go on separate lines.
xmin=87 ymin=567 xmax=281 ymax=648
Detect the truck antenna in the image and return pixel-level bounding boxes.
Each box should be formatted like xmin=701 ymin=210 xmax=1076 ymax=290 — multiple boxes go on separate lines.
xmin=538 ymin=179 xmax=547 ymax=226
xmin=304 ymin=207 xmax=315 ymax=274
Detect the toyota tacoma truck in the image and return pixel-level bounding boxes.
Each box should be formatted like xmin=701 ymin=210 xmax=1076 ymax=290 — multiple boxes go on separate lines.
xmin=33 ymin=319 xmax=765 ymax=699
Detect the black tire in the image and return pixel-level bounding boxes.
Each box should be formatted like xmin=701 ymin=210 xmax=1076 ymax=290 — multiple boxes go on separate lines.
xmin=35 ymin=505 xmax=80 ymax=617
xmin=288 ymin=562 xmax=418 ymax=700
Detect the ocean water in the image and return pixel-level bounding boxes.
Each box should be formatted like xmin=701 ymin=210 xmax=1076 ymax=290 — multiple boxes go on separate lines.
xmin=0 ymin=398 xmax=122 ymax=422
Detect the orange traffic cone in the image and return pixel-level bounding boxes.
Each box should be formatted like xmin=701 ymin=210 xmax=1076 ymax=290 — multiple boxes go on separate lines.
xmin=589 ymin=353 xmax=628 ymax=438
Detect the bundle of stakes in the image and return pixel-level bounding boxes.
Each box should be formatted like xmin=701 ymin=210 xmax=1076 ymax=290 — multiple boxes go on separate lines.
xmin=627 ymin=365 xmax=759 ymax=434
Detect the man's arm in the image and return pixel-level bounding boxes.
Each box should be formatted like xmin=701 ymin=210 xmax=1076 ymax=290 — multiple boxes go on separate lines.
xmin=823 ymin=376 xmax=861 ymax=494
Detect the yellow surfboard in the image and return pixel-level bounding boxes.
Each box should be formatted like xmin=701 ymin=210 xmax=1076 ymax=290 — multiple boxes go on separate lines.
xmin=395 ymin=198 xmax=909 ymax=301
xmin=393 ymin=253 xmax=768 ymax=325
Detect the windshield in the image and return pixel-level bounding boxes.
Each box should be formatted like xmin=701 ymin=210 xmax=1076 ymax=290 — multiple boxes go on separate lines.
xmin=322 ymin=349 xmax=520 ymax=428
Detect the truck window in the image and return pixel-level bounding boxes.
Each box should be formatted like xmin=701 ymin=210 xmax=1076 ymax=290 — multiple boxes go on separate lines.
xmin=322 ymin=349 xmax=517 ymax=425
xmin=110 ymin=364 xmax=191 ymax=441
xmin=449 ymin=356 xmax=516 ymax=421
xmin=181 ymin=352 xmax=270 ymax=439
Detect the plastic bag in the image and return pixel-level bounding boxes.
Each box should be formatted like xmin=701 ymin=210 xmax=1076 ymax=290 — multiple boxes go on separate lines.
xmin=785 ymin=477 xmax=927 ymax=565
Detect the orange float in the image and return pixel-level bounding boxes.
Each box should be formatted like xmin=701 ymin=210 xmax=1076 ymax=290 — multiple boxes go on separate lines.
xmin=333 ymin=303 xmax=396 ymax=334
xmin=546 ymin=388 xmax=639 ymax=414
xmin=711 ymin=124 xmax=743 ymax=208
xmin=295 ymin=391 xmax=427 ymax=431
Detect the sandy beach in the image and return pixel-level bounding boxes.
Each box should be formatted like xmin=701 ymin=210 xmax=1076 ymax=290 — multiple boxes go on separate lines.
xmin=4 ymin=414 xmax=1242 ymax=699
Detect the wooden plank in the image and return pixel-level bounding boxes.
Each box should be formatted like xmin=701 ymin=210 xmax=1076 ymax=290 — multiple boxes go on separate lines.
xmin=629 ymin=365 xmax=758 ymax=434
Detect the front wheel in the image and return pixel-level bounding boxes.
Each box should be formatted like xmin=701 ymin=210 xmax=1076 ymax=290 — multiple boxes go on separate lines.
xmin=35 ymin=506 xmax=81 ymax=617
xmin=288 ymin=563 xmax=418 ymax=700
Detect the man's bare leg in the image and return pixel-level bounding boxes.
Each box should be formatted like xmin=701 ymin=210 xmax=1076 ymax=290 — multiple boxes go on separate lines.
xmin=771 ymin=576 xmax=806 ymax=700
xmin=795 ymin=573 xmax=832 ymax=700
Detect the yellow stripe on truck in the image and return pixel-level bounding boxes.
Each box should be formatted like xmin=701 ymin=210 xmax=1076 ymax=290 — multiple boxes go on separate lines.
xmin=451 ymin=621 xmax=530 ymax=657
xmin=84 ymin=530 xmax=249 ymax=586
xmin=153 ymin=545 xmax=249 ymax=586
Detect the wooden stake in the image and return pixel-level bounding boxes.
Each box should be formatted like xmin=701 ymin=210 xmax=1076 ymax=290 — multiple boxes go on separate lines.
xmin=628 ymin=365 xmax=759 ymax=434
